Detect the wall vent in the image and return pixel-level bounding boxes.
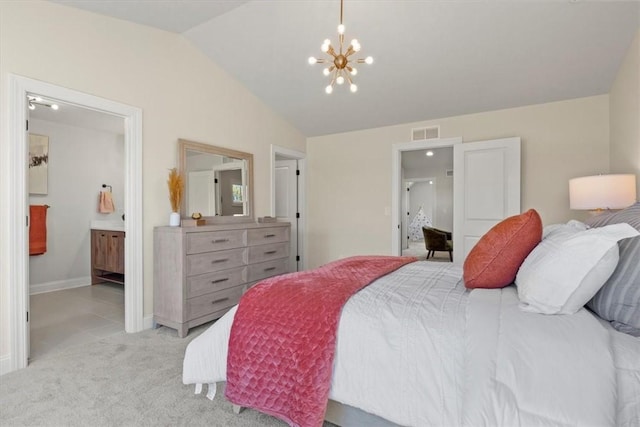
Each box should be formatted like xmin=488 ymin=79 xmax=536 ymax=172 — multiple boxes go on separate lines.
xmin=411 ymin=125 xmax=440 ymax=141
xmin=445 ymin=169 xmax=454 ymax=177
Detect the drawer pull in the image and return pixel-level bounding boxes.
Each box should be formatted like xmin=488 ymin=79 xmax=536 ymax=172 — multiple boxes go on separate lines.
xmin=212 ymin=238 xmax=230 ymax=244
xmin=211 ymin=259 xmax=229 ymax=264
xmin=211 ymin=297 xmax=230 ymax=305
xmin=211 ymin=278 xmax=229 ymax=284
xmin=264 ymin=234 xmax=276 ymax=238
xmin=264 ymin=267 xmax=277 ymax=272
xmin=264 ymin=250 xmax=277 ymax=255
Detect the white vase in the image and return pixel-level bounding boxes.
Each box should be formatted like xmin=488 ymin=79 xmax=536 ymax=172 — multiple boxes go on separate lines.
xmin=169 ymin=212 xmax=181 ymax=227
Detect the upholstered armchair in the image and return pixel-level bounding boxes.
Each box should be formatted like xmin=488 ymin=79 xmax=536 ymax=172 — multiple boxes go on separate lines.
xmin=422 ymin=226 xmax=453 ymax=262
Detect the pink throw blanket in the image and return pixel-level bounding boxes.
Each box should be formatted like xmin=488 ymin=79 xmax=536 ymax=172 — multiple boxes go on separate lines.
xmin=225 ymin=255 xmax=417 ymax=427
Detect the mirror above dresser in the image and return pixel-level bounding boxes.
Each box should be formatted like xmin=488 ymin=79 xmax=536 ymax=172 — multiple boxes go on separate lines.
xmin=178 ymin=139 xmax=254 ymax=224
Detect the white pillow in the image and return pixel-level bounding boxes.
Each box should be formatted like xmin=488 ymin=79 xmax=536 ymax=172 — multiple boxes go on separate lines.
xmin=516 ymin=221 xmax=639 ymax=315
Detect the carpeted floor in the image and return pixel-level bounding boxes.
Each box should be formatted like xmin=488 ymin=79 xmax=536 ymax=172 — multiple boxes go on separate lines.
xmin=0 ymin=324 xmax=335 ymax=427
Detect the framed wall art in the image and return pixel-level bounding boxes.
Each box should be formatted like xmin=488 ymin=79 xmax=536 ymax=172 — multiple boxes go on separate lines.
xmin=29 ymin=133 xmax=49 ymax=195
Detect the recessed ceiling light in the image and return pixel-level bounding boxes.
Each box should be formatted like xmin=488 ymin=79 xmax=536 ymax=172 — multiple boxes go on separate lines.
xmin=426 ymin=151 xmax=434 ymax=157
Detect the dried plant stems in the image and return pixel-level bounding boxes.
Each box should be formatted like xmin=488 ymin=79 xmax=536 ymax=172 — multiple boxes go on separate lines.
xmin=167 ymin=168 xmax=183 ymax=213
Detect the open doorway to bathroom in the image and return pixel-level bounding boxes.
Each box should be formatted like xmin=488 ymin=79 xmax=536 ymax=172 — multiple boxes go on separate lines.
xmin=400 ymin=146 xmax=454 ymax=261
xmin=27 ymin=98 xmax=126 ymax=361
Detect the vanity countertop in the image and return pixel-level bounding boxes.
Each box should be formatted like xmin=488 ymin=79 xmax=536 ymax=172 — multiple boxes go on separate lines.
xmin=90 ymin=220 xmax=125 ymax=232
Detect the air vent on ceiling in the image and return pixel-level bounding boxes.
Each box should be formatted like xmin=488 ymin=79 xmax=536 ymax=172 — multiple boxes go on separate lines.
xmin=446 ymin=169 xmax=454 ymax=177
xmin=411 ymin=125 xmax=440 ymax=141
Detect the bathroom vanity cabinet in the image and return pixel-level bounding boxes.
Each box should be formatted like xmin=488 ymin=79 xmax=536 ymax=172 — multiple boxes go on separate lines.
xmin=91 ymin=229 xmax=125 ymax=285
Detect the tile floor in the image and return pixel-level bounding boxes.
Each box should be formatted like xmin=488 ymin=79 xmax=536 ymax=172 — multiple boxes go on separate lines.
xmin=29 ymin=282 xmax=124 ymax=361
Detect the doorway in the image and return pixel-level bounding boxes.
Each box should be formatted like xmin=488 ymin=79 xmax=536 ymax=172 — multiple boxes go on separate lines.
xmin=5 ymin=74 xmax=143 ymax=373
xmin=391 ymin=136 xmax=522 ymax=263
xmin=392 ymin=138 xmax=461 ymax=259
xmin=27 ymin=100 xmax=126 ymax=360
xmin=271 ymin=145 xmax=306 ymax=272
xmin=403 ymin=178 xmax=437 ymax=251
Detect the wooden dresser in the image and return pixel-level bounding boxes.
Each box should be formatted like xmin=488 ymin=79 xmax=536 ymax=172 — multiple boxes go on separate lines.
xmin=153 ymin=222 xmax=290 ymax=337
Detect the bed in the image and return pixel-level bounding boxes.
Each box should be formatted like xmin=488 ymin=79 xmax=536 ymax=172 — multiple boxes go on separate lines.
xmin=182 ymin=205 xmax=640 ymax=427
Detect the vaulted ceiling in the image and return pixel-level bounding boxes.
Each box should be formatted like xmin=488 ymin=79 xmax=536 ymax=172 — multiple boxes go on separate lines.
xmin=50 ymin=0 xmax=639 ymax=137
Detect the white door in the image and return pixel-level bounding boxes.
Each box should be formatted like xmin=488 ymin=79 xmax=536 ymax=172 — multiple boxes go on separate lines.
xmin=25 ymin=103 xmax=31 ymax=360
xmin=453 ymin=137 xmax=521 ymax=263
xmin=275 ymin=160 xmax=298 ymax=272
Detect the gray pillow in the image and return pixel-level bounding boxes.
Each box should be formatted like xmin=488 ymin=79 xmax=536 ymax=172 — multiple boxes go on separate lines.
xmin=585 ymin=202 xmax=640 ymax=336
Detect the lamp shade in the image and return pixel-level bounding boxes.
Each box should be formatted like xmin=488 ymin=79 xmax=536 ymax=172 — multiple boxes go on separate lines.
xmin=569 ymin=174 xmax=637 ymax=210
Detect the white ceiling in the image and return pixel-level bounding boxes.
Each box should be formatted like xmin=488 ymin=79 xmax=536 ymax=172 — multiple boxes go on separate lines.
xmin=403 ymin=146 xmax=453 ymax=174
xmin=47 ymin=0 xmax=639 ymax=137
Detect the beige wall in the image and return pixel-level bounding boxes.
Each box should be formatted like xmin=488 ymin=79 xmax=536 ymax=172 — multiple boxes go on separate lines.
xmin=307 ymin=95 xmax=609 ymax=268
xmin=0 ymin=1 xmax=305 ymax=361
xmin=609 ymin=30 xmax=640 ymax=197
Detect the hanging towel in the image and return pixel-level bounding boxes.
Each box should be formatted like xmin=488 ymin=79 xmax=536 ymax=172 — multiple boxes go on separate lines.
xmin=29 ymin=205 xmax=47 ymax=256
xmin=99 ymin=191 xmax=115 ymax=213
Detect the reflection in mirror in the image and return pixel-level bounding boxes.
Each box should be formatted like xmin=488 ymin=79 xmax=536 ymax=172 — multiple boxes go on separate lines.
xmin=178 ymin=139 xmax=254 ymax=223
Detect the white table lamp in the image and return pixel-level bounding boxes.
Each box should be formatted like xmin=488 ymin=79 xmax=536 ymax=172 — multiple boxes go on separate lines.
xmin=569 ymin=174 xmax=637 ymax=212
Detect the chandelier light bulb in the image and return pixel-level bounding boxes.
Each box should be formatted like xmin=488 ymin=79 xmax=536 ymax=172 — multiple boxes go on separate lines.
xmin=34 ymin=96 xmax=42 ymax=102
xmin=426 ymin=151 xmax=434 ymax=157
xmin=28 ymin=103 xmax=35 ymax=110
xmin=308 ymin=0 xmax=372 ymax=94
xmin=51 ymin=104 xmax=59 ymax=110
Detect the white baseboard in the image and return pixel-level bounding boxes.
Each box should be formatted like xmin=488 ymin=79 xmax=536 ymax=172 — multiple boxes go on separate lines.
xmin=29 ymin=276 xmax=91 ymax=295
xmin=143 ymin=315 xmax=154 ymax=330
xmin=0 ymin=353 xmax=13 ymax=376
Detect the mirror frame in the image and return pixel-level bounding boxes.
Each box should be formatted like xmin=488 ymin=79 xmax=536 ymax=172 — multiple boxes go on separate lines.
xmin=178 ymin=138 xmax=254 ymax=224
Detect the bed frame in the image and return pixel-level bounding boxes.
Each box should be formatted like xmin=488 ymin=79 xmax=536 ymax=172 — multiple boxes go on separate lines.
xmin=233 ymin=400 xmax=401 ymax=427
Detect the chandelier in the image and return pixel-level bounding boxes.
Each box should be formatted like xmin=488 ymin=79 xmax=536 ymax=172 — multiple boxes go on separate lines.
xmin=308 ymin=0 xmax=373 ymax=94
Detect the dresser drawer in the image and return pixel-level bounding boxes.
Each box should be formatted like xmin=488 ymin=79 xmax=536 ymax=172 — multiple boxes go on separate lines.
xmin=247 ymin=226 xmax=289 ymax=246
xmin=186 ymin=266 xmax=247 ymax=299
xmin=187 ymin=285 xmax=244 ymax=321
xmin=186 ymin=247 xmax=247 ymax=276
xmin=248 ymin=258 xmax=289 ymax=282
xmin=248 ymin=242 xmax=289 ymax=264
xmin=186 ymin=229 xmax=247 ymax=255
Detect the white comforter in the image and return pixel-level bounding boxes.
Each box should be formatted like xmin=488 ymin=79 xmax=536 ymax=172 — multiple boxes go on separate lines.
xmin=182 ymin=262 xmax=640 ymax=426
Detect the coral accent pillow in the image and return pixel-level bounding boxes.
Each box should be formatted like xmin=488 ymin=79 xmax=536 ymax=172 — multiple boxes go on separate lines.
xmin=463 ymin=209 xmax=542 ymax=289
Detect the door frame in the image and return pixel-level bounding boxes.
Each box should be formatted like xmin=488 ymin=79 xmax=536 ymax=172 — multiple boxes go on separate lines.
xmin=4 ymin=74 xmax=144 ymax=373
xmin=403 ymin=177 xmax=438 ymax=249
xmin=270 ymin=145 xmax=306 ymax=271
xmin=391 ymin=137 xmax=462 ymax=257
